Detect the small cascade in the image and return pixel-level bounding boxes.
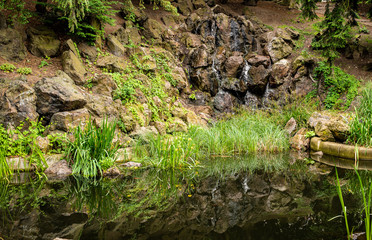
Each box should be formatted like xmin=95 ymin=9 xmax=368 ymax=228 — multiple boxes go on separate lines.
xmin=211 ymin=54 xmax=221 ymax=84
xmin=211 ymin=179 xmax=220 ymax=200
xmin=242 ymin=176 xmax=250 ymax=194
xmin=230 ymin=19 xmax=241 ymax=52
xmin=239 ymin=60 xmax=251 ymax=84
xmin=262 ymin=82 xmax=274 ymax=107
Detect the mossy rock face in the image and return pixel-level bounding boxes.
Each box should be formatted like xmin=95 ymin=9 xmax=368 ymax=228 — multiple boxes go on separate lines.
xmin=0 ymin=28 xmax=26 ymax=61
xmin=27 ymin=25 xmax=61 ymax=57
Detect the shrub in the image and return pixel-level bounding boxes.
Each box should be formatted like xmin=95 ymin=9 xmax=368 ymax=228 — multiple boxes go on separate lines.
xmin=348 ymin=84 xmax=372 ymax=146
xmin=16 ymin=67 xmax=32 ymax=75
xmin=0 ymin=63 xmax=16 ymax=73
xmin=65 ymin=118 xmax=118 ymax=177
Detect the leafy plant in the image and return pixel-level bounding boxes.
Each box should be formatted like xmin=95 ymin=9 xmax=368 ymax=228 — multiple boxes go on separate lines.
xmin=305 ymin=131 xmax=316 ymax=138
xmin=314 ymin=61 xmax=359 ymax=109
xmin=16 ymin=67 xmax=32 ymax=75
xmin=0 ymin=0 xmax=32 ymax=25
xmin=0 ymin=63 xmax=16 ymax=73
xmin=38 ymin=56 xmax=52 ymax=68
xmin=65 ymin=117 xmax=118 ymax=177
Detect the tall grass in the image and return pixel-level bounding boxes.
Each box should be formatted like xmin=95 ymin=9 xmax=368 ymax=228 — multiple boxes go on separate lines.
xmin=0 ymin=148 xmax=12 ymax=180
xmin=65 ymin=118 xmax=118 ymax=177
xmin=348 ymin=84 xmax=372 ymax=147
xmin=189 ymin=112 xmax=290 ymax=156
xmin=335 ymin=168 xmax=351 ymax=240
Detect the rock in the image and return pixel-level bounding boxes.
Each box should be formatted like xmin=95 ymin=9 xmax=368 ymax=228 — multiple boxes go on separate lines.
xmin=120 ymin=5 xmax=148 ymax=24
xmin=270 ymin=59 xmax=290 ymax=86
xmin=116 ymin=148 xmax=133 ymax=162
xmin=182 ymin=32 xmax=202 ymax=48
xmin=50 ymin=108 xmax=89 ymax=132
xmin=190 ymin=68 xmax=218 ymax=94
xmin=225 ymin=54 xmax=244 ymax=77
xmin=185 ymin=111 xmax=204 ymax=126
xmin=44 ymin=160 xmax=72 ymax=178
xmin=85 ymin=94 xmax=119 ymax=118
xmin=36 ymin=136 xmax=50 ymax=153
xmin=315 ymin=120 xmax=335 ymax=142
xmin=96 ymin=55 xmax=126 ymax=72
xmin=91 ymin=74 xmax=117 ymax=96
xmin=130 ymin=126 xmax=158 ymax=139
xmin=27 ymin=25 xmax=61 ymax=57
xmin=285 ymin=117 xmax=297 ymax=136
xmin=248 ymin=65 xmax=271 ymax=94
xmin=308 ymin=112 xmax=331 ymax=128
xmin=61 ymin=50 xmax=87 ymax=85
xmin=107 ymin=34 xmax=125 ymax=57
xmin=285 ymin=27 xmax=300 ymax=39
xmin=244 ymin=91 xmax=260 ymax=108
xmin=122 ymin=161 xmax=142 ymax=168
xmin=153 ymin=121 xmax=167 ymax=135
xmin=267 ymin=37 xmax=292 ymax=63
xmin=221 ymin=77 xmax=248 ymax=93
xmin=0 ymin=79 xmax=39 ymax=129
xmin=175 ymin=0 xmax=194 ymax=15
xmin=167 ymin=117 xmax=188 ymax=133
xmin=247 ymin=55 xmax=271 ymax=68
xmin=193 ymin=0 xmax=208 ymax=9
xmin=103 ymin=167 xmax=120 ymax=177
xmin=0 ymin=12 xmax=6 ymax=29
xmin=114 ymin=26 xmax=142 ymax=46
xmin=143 ymin=19 xmax=165 ymax=40
xmin=213 ymin=90 xmax=235 ymax=112
xmin=0 ymin=28 xmax=27 ymax=61
xmin=62 ymin=39 xmax=79 ymax=58
xmin=290 ymin=128 xmax=310 ymax=151
xmin=190 ymin=48 xmax=209 ymax=68
xmin=78 ymin=42 xmax=98 ymax=60
xmin=34 ymin=71 xmax=87 ymax=122
xmin=172 ymin=106 xmax=187 ymax=119
xmin=327 ymin=115 xmax=350 ymax=142
xmin=244 ymin=0 xmax=258 ymax=6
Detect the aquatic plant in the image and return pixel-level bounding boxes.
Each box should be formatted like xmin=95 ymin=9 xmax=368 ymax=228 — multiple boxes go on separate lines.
xmin=348 ymin=84 xmax=372 ymax=147
xmin=65 ymin=118 xmax=118 ymax=177
xmin=335 ymin=168 xmax=351 ymax=240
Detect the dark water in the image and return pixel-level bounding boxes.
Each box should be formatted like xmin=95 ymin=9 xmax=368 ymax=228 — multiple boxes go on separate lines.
xmin=0 ymin=153 xmax=366 ymax=240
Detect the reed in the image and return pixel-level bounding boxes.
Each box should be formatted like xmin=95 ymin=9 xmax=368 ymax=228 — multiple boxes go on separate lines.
xmin=65 ymin=118 xmax=118 ymax=177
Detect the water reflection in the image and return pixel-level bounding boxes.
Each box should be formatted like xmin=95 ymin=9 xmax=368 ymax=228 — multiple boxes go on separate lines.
xmin=0 ymin=153 xmax=363 ymax=240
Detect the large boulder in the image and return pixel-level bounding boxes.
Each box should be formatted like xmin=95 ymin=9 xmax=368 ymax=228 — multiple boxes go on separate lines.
xmin=61 ymin=50 xmax=87 ymax=85
xmin=142 ymin=19 xmax=166 ymax=40
xmin=327 ymin=116 xmax=350 ymax=142
xmin=96 ymin=55 xmax=126 ymax=72
xmin=213 ymin=90 xmax=235 ymax=112
xmin=27 ymin=25 xmax=61 ymax=57
xmin=91 ymin=74 xmax=117 ymax=96
xmin=270 ymin=59 xmax=290 ymax=87
xmin=248 ymin=55 xmax=271 ymax=68
xmin=34 ymin=71 xmax=87 ymax=122
xmin=0 ymin=28 xmax=27 ymax=61
xmin=290 ymin=128 xmax=309 ymax=151
xmin=267 ymin=36 xmax=292 ymax=63
xmin=190 ymin=48 xmax=210 ymax=68
xmin=225 ymin=54 xmax=244 ymax=77
xmin=0 ymin=78 xmax=39 ymax=129
xmin=50 ymin=108 xmax=89 ymax=132
xmin=114 ymin=26 xmax=142 ymax=46
xmin=107 ymin=34 xmax=125 ymax=57
xmin=248 ymin=65 xmax=271 ymax=94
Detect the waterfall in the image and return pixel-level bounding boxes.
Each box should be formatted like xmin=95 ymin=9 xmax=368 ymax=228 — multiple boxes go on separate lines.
xmin=262 ymin=82 xmax=274 ymax=107
xmin=239 ymin=60 xmax=251 ymax=84
xmin=230 ymin=19 xmax=241 ymax=52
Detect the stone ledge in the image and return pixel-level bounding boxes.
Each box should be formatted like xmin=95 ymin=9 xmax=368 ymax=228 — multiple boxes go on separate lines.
xmin=310 ymin=137 xmax=372 ymax=160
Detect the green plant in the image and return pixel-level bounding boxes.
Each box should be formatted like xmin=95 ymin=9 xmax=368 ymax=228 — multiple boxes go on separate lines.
xmin=305 ymin=131 xmax=316 ymax=138
xmin=38 ymin=56 xmax=51 ymax=68
xmin=16 ymin=67 xmax=32 ymax=75
xmin=0 ymin=0 xmax=32 ymax=25
xmin=189 ymin=92 xmax=196 ymax=100
xmin=65 ymin=117 xmax=118 ymax=177
xmin=348 ymin=83 xmax=372 ymax=146
xmin=314 ymin=61 xmax=359 ymax=109
xmin=0 ymin=63 xmax=16 ymax=73
xmin=0 ymin=147 xmax=12 ymax=180
xmin=334 ymin=168 xmax=351 ymax=240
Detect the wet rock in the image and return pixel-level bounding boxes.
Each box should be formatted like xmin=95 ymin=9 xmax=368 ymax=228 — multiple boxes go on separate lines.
xmin=0 ymin=78 xmax=39 ymax=129
xmin=190 ymin=48 xmax=209 ymax=68
xmin=190 ymin=68 xmax=218 ymax=93
xmin=27 ymin=25 xmax=61 ymax=57
xmin=96 ymin=55 xmax=126 ymax=72
xmin=44 ymin=160 xmax=72 ymax=179
xmin=225 ymin=54 xmax=244 ymax=77
xmin=34 ymin=71 xmax=87 ymax=122
xmin=181 ymin=32 xmax=202 ymax=48
xmin=213 ymin=90 xmax=235 ymax=112
xmin=61 ymin=50 xmax=87 ymax=85
xmin=248 ymin=65 xmax=271 ymax=94
xmin=50 ymin=108 xmax=89 ymax=132
xmin=221 ymin=77 xmax=248 ymax=93
xmin=244 ymin=91 xmax=260 ymax=108
xmin=107 ymin=34 xmax=125 ymax=57
xmin=284 ymin=117 xmax=297 ymax=136
xmin=247 ymin=55 xmax=271 ymax=68
xmin=0 ymin=28 xmax=27 ymax=61
xmin=270 ymin=59 xmax=290 ymax=87
xmin=290 ymin=128 xmax=310 ymax=151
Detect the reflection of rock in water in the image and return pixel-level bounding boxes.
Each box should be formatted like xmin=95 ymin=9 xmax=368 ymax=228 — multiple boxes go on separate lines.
xmin=1 ymin=168 xmax=360 ymax=240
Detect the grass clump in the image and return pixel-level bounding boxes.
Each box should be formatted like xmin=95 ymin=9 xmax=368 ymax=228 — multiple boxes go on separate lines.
xmin=189 ymin=112 xmax=289 ymax=156
xmin=0 ymin=63 xmax=16 ymax=73
xmin=65 ymin=118 xmax=118 ymax=177
xmin=348 ymin=84 xmax=372 ymax=147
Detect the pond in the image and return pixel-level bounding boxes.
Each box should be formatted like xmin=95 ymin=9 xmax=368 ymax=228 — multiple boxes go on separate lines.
xmin=0 ymin=152 xmax=366 ymax=240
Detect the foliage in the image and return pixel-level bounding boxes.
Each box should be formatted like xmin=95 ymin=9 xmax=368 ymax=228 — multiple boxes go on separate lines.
xmin=0 ymin=63 xmax=16 ymax=73
xmin=65 ymin=118 xmax=118 ymax=177
xmin=0 ymin=121 xmax=47 ymax=177
xmin=38 ymin=56 xmax=52 ymax=68
xmin=16 ymin=67 xmax=32 ymax=75
xmin=305 ymin=131 xmax=316 ymax=138
xmin=0 ymin=0 xmax=32 ymax=25
xmin=0 ymin=147 xmax=12 ymax=180
xmin=348 ymin=84 xmax=372 ymax=146
xmin=335 ymin=168 xmax=351 ymax=240
xmin=314 ymin=61 xmax=359 ymax=109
